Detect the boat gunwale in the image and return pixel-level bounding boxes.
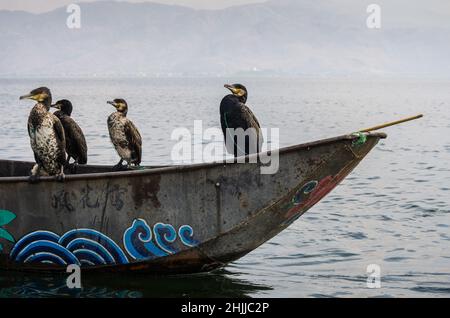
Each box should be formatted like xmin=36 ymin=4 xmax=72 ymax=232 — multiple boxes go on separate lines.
xmin=0 ymin=132 xmax=387 ymax=184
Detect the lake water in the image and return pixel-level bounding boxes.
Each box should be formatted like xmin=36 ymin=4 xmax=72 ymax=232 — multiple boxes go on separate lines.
xmin=0 ymin=77 xmax=449 ymax=298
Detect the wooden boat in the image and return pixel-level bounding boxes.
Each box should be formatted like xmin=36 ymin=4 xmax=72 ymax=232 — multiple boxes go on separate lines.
xmin=0 ymin=132 xmax=386 ymax=274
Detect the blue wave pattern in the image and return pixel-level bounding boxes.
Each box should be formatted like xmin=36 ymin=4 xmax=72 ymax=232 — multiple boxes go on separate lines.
xmin=10 ymin=219 xmax=199 ymax=266
xmin=124 ymin=219 xmax=199 ymax=260
xmin=10 ymin=230 xmax=129 ymax=266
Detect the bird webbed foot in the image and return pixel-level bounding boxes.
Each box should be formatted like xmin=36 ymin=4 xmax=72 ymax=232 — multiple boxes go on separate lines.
xmin=29 ymin=164 xmax=41 ymax=183
xmin=113 ymin=162 xmax=126 ymax=171
xmin=55 ymin=166 xmax=65 ymax=182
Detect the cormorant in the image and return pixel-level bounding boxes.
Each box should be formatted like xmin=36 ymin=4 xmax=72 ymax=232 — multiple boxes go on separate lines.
xmin=51 ymin=99 xmax=88 ymax=171
xmin=19 ymin=87 xmax=66 ymax=182
xmin=107 ymin=99 xmax=142 ymax=170
xmin=220 ymin=84 xmax=263 ymax=157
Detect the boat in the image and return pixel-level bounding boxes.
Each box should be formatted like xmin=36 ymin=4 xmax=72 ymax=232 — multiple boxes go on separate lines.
xmin=0 ymin=132 xmax=386 ymax=274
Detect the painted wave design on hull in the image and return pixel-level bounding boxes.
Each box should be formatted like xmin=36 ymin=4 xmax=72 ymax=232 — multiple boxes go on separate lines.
xmin=10 ymin=230 xmax=129 ymax=266
xmin=9 ymin=219 xmax=199 ymax=266
xmin=123 ymin=219 xmax=199 ymax=261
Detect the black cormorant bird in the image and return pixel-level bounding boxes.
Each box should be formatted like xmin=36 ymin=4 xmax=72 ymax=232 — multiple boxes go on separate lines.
xmin=51 ymin=99 xmax=88 ymax=171
xmin=107 ymin=99 xmax=142 ymax=169
xmin=20 ymin=87 xmax=66 ymax=182
xmin=220 ymin=84 xmax=263 ymax=157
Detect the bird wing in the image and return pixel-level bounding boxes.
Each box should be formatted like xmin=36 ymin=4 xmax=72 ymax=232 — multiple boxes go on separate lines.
xmin=222 ymin=107 xmax=250 ymax=131
xmin=52 ymin=116 xmax=67 ymax=166
xmin=27 ymin=119 xmax=40 ymax=163
xmin=242 ymin=105 xmax=264 ymax=152
xmin=27 ymin=109 xmax=49 ymax=165
xmin=221 ymin=104 xmax=264 ymax=155
xmin=53 ymin=117 xmax=65 ymax=144
xmin=61 ymin=116 xmax=88 ymax=164
xmin=27 ymin=119 xmax=32 ymax=138
xmin=242 ymin=105 xmax=261 ymax=129
xmin=124 ymin=120 xmax=142 ymax=165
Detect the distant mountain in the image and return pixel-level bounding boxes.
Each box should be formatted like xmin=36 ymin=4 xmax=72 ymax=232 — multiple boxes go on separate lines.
xmin=0 ymin=0 xmax=449 ymax=77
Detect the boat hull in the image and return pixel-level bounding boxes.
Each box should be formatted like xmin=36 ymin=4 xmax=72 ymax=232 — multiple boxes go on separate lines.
xmin=0 ymin=133 xmax=386 ymax=274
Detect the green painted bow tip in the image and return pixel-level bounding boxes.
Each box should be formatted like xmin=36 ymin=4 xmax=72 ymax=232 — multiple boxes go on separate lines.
xmin=351 ymin=132 xmax=367 ymax=146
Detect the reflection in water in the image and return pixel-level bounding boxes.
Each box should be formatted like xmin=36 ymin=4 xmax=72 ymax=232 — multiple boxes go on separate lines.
xmin=0 ymin=269 xmax=272 ymax=298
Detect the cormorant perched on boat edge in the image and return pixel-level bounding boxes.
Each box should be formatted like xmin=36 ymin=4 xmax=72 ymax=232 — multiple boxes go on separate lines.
xmin=220 ymin=84 xmax=263 ymax=158
xmin=107 ymin=99 xmax=142 ymax=170
xmin=19 ymin=87 xmax=66 ymax=182
xmin=51 ymin=99 xmax=88 ymax=172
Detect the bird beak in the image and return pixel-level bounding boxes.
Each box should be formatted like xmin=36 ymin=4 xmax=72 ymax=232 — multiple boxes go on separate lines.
xmin=225 ymin=84 xmax=245 ymax=97
xmin=19 ymin=93 xmax=34 ymax=101
xmin=107 ymin=101 xmax=117 ymax=108
xmin=51 ymin=103 xmax=61 ymax=110
xmin=224 ymin=84 xmax=237 ymax=94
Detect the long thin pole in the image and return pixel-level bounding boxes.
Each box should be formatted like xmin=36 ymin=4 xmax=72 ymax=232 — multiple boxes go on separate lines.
xmin=359 ymin=114 xmax=423 ymax=133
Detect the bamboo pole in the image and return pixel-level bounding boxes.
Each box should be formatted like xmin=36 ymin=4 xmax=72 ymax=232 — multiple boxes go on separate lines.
xmin=359 ymin=114 xmax=423 ymax=133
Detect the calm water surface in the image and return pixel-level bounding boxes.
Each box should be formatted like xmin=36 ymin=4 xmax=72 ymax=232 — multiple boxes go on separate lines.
xmin=0 ymin=78 xmax=449 ymax=298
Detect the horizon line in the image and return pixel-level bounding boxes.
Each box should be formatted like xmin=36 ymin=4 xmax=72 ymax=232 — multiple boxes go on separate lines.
xmin=0 ymin=0 xmax=269 ymax=15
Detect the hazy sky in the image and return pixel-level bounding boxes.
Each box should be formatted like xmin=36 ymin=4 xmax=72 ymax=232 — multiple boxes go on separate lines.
xmin=0 ymin=0 xmax=267 ymax=12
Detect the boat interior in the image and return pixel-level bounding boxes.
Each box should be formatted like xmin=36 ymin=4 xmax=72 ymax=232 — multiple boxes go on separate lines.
xmin=0 ymin=133 xmax=387 ymax=179
xmin=0 ymin=160 xmax=165 ymax=178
